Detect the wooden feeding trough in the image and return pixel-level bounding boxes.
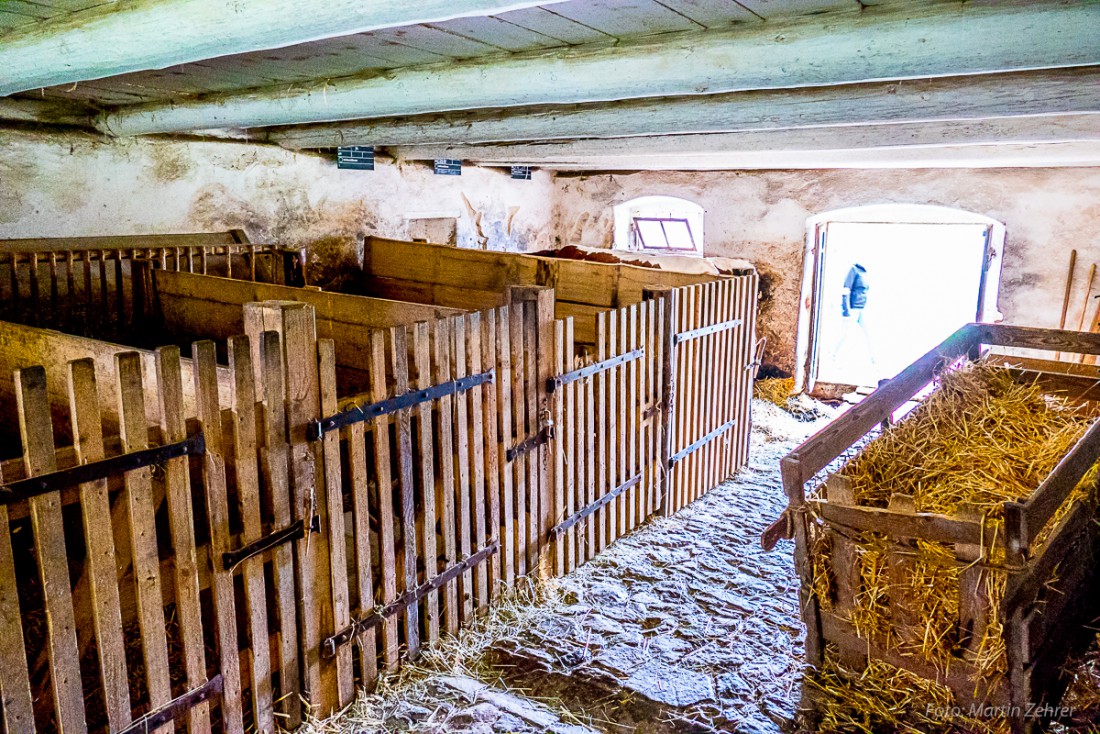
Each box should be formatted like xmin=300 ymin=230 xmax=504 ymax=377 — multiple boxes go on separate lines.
xmin=771 ymin=323 xmax=1100 ymax=733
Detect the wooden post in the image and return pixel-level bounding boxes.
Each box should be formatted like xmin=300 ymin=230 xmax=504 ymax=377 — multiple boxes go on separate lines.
xmin=781 ymin=454 xmax=823 ymax=667
xmin=644 ymin=286 xmax=679 ymax=517
xmin=507 ymin=285 xmax=556 ymax=578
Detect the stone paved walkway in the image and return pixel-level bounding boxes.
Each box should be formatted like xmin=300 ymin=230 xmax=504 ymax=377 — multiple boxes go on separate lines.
xmin=310 ymin=401 xmax=828 ymax=734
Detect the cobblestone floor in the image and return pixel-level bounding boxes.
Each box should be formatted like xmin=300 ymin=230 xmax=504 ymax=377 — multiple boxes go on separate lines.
xmin=311 ymin=401 xmax=829 ymax=734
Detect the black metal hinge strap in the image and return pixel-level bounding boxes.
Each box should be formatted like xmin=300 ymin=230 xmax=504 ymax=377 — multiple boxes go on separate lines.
xmin=674 ymin=318 xmax=743 ymax=345
xmin=222 ymin=515 xmax=319 ymax=571
xmin=668 ymin=420 xmax=737 ymax=467
xmin=0 ymin=433 xmax=205 ymax=506
xmin=323 ymin=540 xmax=499 ymax=658
xmin=549 ymin=473 xmax=642 ymax=540
xmin=309 ymin=369 xmax=494 ymax=440
xmin=547 ymin=348 xmax=645 ymax=393
xmin=506 ymin=426 xmax=552 ymax=463
xmin=117 ymin=674 xmax=223 ymax=734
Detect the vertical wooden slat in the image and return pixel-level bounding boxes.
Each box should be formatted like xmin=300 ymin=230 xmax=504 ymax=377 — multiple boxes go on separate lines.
xmin=68 ymin=359 xmax=131 ymax=733
xmin=480 ymin=311 xmax=503 ymax=600
xmin=721 ymin=279 xmax=738 ymax=478
xmin=721 ymin=280 xmax=736 ymax=482
xmin=317 ymin=339 xmax=354 ymax=704
xmin=201 ymin=247 xmax=208 ymax=275
xmin=80 ymin=251 xmax=91 ymax=323
xmin=115 ymin=353 xmax=172 ymax=733
xmin=433 ymin=319 xmax=460 ymax=636
xmin=700 ymin=284 xmax=717 ymax=495
xmin=662 ymin=290 xmax=678 ymax=516
xmin=28 ymin=252 xmax=41 ymax=325
xmin=522 ymin=303 xmax=540 ymax=574
xmin=228 ymin=337 xmax=276 ymax=732
xmin=8 ymin=252 xmax=21 ymax=320
xmin=495 ymin=307 xmax=516 ymax=588
xmin=64 ymin=251 xmax=76 ymax=328
xmin=595 ymin=312 xmax=609 ymax=553
xmin=347 ymin=415 xmax=378 ymax=687
xmin=584 ymin=331 xmax=597 ymax=558
xmin=570 ymin=340 xmax=585 ymax=568
xmin=193 ymin=340 xmax=245 ymax=734
xmin=413 ymin=322 xmax=440 ymax=641
xmin=258 ymin=331 xmax=302 ymax=727
xmin=552 ymin=319 xmax=566 ymax=576
xmin=97 ymin=250 xmax=109 ymax=325
xmin=562 ymin=318 xmax=576 ymax=571
xmin=466 ymin=313 xmax=489 ymax=613
xmin=607 ymin=311 xmax=620 ymax=545
xmin=154 ymin=348 xmax=210 ymax=734
xmin=710 ymin=282 xmax=729 ymax=482
xmin=510 ymin=306 xmax=528 ymax=578
xmin=0 ymin=496 xmax=34 ymax=734
xmin=281 ymin=304 xmax=337 ymax=712
xmin=627 ymin=305 xmax=640 ymax=532
xmin=114 ymin=251 xmax=125 ymax=325
xmin=619 ymin=307 xmax=632 ymax=532
xmin=48 ymin=252 xmax=59 ymax=326
xmin=369 ymin=330 xmax=400 ymax=670
xmin=389 ymin=327 xmax=421 ymax=658
xmin=452 ymin=316 xmax=475 ymax=622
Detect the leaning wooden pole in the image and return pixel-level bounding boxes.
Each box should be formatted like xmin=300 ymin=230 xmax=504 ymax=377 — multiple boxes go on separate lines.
xmin=1056 ymin=249 xmax=1077 ymax=360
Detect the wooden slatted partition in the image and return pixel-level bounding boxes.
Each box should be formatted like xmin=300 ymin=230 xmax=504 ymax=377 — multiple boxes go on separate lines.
xmin=0 ymin=267 xmax=757 ymax=731
xmin=0 ymin=231 xmax=293 ymax=339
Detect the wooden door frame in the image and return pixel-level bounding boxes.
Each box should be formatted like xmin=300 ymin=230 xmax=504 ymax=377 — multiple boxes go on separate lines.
xmin=794 ymin=204 xmax=1006 ymax=394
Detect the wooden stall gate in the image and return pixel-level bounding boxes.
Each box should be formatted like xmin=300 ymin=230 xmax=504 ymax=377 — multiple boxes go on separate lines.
xmin=0 ymin=231 xmax=296 ymax=339
xmin=0 ymin=332 xmax=304 ymax=734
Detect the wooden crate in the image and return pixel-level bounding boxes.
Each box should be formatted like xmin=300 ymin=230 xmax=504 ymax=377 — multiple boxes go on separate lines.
xmin=775 ymin=323 xmax=1100 ymax=733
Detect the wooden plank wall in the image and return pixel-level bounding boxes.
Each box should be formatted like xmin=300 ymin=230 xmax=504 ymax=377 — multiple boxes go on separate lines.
xmin=156 ymin=269 xmax=463 ymax=392
xmin=361 ymin=236 xmax=730 ymax=343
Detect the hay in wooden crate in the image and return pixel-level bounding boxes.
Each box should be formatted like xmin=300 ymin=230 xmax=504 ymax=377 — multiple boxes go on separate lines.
xmin=810 ymin=361 xmax=1099 ymax=720
xmin=808 ymin=649 xmax=1010 ymax=734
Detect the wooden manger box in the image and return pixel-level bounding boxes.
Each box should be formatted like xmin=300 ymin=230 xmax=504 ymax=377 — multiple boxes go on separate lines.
xmin=772 ymin=323 xmax=1100 ymax=734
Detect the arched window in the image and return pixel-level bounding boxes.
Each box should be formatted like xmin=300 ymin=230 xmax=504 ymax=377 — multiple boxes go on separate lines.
xmin=613 ymin=196 xmax=705 ymax=255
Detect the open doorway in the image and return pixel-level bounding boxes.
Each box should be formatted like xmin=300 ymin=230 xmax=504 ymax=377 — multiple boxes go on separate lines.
xmin=796 ymin=205 xmax=1005 ymax=392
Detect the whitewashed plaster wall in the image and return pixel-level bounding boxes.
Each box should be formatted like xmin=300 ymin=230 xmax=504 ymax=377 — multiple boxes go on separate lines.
xmin=553 ymin=169 xmax=1100 ymax=372
xmin=0 ymin=130 xmax=556 ymax=284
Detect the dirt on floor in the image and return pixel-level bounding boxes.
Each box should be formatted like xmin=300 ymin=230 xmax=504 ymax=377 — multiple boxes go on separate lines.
xmin=301 ymin=400 xmax=830 ymax=734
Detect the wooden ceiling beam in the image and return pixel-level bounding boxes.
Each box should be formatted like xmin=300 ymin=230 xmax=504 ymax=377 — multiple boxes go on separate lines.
xmin=386 ymin=113 xmax=1100 ymax=167
xmin=93 ymin=1 xmax=1100 ymax=137
xmin=0 ymin=0 xmax=569 ymax=97
xmin=266 ymin=67 xmax=1100 ymax=149
xmin=506 ymin=143 xmax=1100 ymax=171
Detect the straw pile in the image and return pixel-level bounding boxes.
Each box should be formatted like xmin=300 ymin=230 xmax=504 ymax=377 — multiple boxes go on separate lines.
xmin=755 ymin=377 xmax=795 ymax=407
xmin=809 ymin=360 xmax=1100 ymax=723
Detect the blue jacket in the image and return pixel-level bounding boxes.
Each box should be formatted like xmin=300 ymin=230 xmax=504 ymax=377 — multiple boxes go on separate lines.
xmin=842 ymin=264 xmax=869 ymax=313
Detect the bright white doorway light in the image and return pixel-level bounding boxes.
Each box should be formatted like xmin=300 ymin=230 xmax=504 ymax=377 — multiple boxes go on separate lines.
xmin=796 ymin=205 xmax=1005 ymax=392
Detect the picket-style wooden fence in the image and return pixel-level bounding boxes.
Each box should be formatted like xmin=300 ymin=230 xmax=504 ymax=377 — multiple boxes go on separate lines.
xmin=0 ymin=231 xmax=296 ymax=337
xmin=0 ymin=271 xmax=757 ymax=733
